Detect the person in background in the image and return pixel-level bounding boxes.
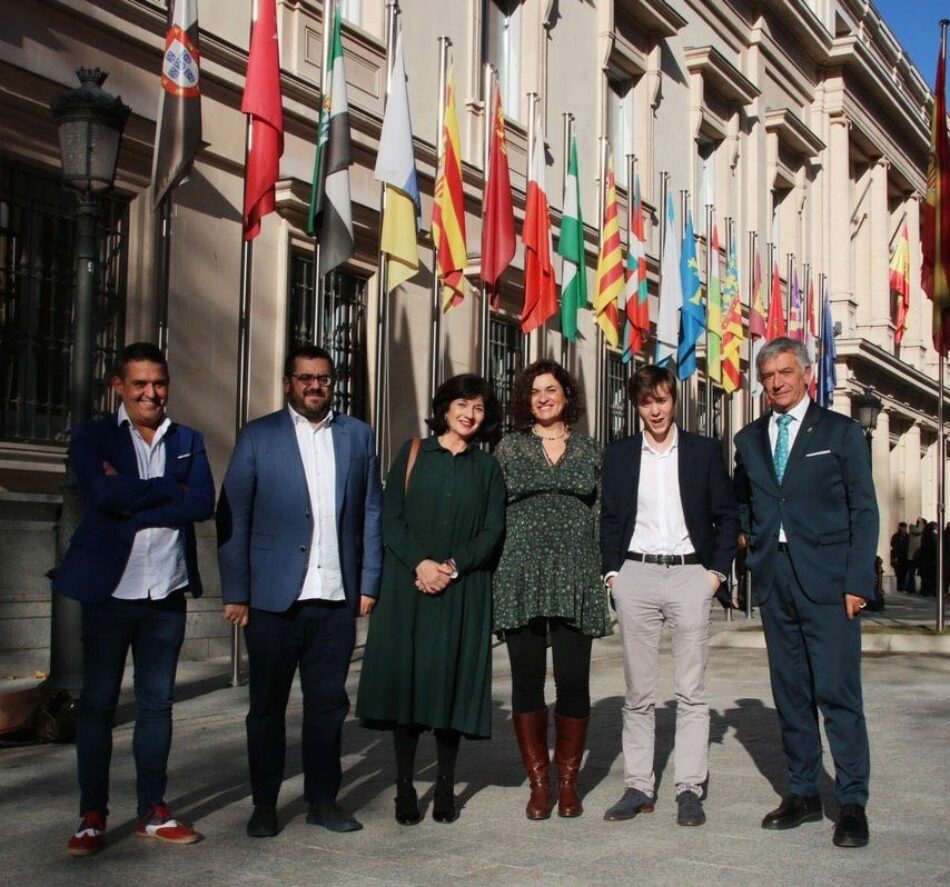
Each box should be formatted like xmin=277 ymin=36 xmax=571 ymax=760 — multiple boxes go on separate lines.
xmin=889 ymin=522 xmax=909 ymax=593
xmin=357 ymin=375 xmax=505 ymax=826
xmin=55 ymin=342 xmax=215 ymax=856
xmin=492 ymin=360 xmax=611 ymax=821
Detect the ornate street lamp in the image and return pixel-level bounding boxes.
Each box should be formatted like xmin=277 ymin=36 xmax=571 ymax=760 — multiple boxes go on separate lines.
xmin=46 ymin=68 xmax=129 ymax=705
xmin=852 ymin=386 xmax=883 ymax=457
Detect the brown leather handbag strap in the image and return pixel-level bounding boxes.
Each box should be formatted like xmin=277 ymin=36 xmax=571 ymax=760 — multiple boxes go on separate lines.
xmin=404 ymin=437 xmax=421 ymax=493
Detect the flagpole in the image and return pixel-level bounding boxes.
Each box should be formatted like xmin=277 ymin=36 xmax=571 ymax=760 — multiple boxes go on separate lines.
xmin=704 ymin=203 xmax=714 ymax=437
xmin=372 ymin=1 xmax=399 ymax=467
xmin=938 ymin=356 xmax=946 ymax=634
xmin=313 ymin=0 xmax=335 ymax=347
xmin=679 ymin=189 xmax=689 ymax=429
xmin=156 ymin=196 xmax=172 ymax=353
xmin=525 ymin=91 xmax=539 ymax=364
xmin=480 ymin=63 xmax=495 ymax=379
xmin=785 ymin=252 xmax=793 ymax=331
xmin=626 ymin=152 xmax=637 ymax=430
xmin=744 ymin=229 xmax=756 ymax=620
xmin=429 ymin=35 xmax=451 ymax=402
xmin=657 ymin=169 xmax=670 ymax=368
xmin=560 ymin=111 xmax=574 ymax=371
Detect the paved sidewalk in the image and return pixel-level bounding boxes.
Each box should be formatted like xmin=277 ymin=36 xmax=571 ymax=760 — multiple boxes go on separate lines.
xmin=2 ymin=614 xmax=949 ymax=886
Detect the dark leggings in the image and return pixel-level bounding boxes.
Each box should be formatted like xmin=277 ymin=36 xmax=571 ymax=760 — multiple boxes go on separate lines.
xmin=393 ymin=724 xmax=460 ymax=783
xmin=504 ymin=618 xmax=593 ymax=719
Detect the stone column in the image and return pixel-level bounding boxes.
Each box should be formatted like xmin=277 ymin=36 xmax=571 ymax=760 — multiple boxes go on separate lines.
xmin=828 ymin=116 xmax=853 ymax=333
xmin=865 ymin=158 xmax=891 ymax=347
xmin=903 ymin=421 xmax=923 ymax=525
xmin=872 ymin=408 xmax=891 ymax=571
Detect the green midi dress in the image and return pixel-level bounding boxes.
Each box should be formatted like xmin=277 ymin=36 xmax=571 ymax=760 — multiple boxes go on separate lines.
xmin=491 ymin=431 xmax=611 ymax=637
xmin=356 ymin=436 xmax=506 ymax=738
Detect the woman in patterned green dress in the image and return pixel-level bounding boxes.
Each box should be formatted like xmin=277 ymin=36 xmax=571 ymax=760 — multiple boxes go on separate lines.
xmin=357 ymin=375 xmax=505 ymax=826
xmin=493 ymin=360 xmax=611 ymax=820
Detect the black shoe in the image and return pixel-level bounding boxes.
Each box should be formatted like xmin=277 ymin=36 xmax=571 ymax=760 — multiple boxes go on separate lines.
xmin=394 ymin=781 xmax=421 ymax=826
xmin=432 ymin=777 xmax=458 ymax=824
xmin=676 ymin=791 xmax=706 ymax=827
xmin=246 ymin=804 xmax=278 ymax=838
xmin=833 ymin=804 xmax=869 ymax=848
xmin=603 ymin=788 xmax=655 ymax=821
xmin=306 ymin=802 xmax=363 ymax=833
xmin=761 ymin=795 xmax=822 ymax=830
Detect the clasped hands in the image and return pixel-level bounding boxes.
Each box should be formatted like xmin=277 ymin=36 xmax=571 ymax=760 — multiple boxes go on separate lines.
xmin=415 ymin=558 xmax=456 ymax=595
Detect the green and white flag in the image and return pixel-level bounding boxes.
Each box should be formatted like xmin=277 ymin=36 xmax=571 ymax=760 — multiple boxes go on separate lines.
xmin=557 ymin=136 xmax=587 ymax=341
xmin=308 ymin=3 xmax=354 ymax=274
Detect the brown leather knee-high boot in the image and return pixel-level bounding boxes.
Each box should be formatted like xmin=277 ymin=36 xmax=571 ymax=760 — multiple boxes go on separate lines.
xmin=554 ymin=713 xmax=588 ymax=817
xmin=512 ymin=709 xmax=551 ymax=820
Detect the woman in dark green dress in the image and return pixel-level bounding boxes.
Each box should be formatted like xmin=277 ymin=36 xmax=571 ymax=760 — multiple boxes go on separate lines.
xmin=357 ymin=375 xmax=505 ymax=825
xmin=492 ymin=360 xmax=610 ymax=820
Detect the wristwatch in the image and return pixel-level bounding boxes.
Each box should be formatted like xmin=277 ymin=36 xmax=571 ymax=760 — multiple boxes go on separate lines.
xmin=448 ymin=558 xmax=459 ymax=580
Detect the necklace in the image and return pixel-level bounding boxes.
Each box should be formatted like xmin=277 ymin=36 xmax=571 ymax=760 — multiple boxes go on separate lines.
xmin=532 ymin=425 xmax=567 ymax=441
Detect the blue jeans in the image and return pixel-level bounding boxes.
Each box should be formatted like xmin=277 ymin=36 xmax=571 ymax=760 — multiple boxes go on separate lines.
xmin=76 ymin=592 xmax=186 ymax=817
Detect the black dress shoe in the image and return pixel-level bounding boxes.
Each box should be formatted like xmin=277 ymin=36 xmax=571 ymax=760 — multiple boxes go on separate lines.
xmin=833 ymin=804 xmax=869 ymax=848
xmin=761 ymin=795 xmax=822 ymax=830
xmin=246 ymin=804 xmax=279 ymax=838
xmin=431 ymin=777 xmax=458 ymax=824
xmin=306 ymin=802 xmax=363 ymax=833
xmin=394 ymin=781 xmax=421 ymax=825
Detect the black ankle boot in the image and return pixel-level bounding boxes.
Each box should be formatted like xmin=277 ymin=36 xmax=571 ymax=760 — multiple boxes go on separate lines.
xmin=394 ymin=779 xmax=421 ymax=825
xmin=432 ymin=775 xmax=457 ymax=823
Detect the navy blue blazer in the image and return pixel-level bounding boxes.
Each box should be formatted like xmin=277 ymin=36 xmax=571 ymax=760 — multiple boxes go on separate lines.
xmin=216 ymin=409 xmax=383 ymax=614
xmin=601 ymin=427 xmax=739 ymax=599
xmin=733 ymin=401 xmax=879 ymax=604
xmin=52 ymin=414 xmax=215 ymax=604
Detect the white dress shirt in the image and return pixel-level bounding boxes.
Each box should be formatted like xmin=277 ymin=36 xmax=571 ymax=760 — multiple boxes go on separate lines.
xmin=769 ymin=395 xmax=811 ymax=542
xmin=629 ymin=426 xmax=694 ymax=556
xmin=289 ymin=405 xmax=344 ymax=601
xmin=112 ymin=404 xmax=188 ymax=601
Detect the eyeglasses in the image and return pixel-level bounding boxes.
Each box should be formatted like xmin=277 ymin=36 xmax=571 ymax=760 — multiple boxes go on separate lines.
xmin=290 ymin=373 xmax=334 ymax=387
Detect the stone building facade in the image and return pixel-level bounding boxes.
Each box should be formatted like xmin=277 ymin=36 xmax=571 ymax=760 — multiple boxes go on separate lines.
xmin=0 ymin=0 xmax=945 ymax=672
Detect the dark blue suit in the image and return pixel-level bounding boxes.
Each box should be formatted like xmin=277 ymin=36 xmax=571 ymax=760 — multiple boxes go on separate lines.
xmin=53 ymin=416 xmax=215 ymax=603
xmin=53 ymin=412 xmax=214 ymax=818
xmin=216 ymin=408 xmax=383 ymax=806
xmin=734 ymin=400 xmax=878 ymax=806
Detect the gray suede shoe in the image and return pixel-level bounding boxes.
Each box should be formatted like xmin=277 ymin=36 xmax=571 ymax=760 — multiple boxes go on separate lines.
xmin=603 ymin=788 xmax=656 ymax=821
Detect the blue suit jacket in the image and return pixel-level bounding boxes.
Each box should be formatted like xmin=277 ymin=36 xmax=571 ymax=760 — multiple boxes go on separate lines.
xmin=216 ymin=409 xmax=383 ymax=613
xmin=601 ymin=427 xmax=739 ymax=604
xmin=733 ymin=401 xmax=879 ymax=604
xmin=52 ymin=414 xmax=216 ymax=604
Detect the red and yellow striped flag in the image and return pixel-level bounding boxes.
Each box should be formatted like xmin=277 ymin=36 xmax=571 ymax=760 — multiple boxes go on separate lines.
xmin=721 ymin=233 xmax=743 ymax=394
xmin=432 ymin=68 xmax=467 ymax=311
xmin=922 ymin=20 xmax=950 ymax=354
xmin=594 ymin=153 xmax=622 ymax=347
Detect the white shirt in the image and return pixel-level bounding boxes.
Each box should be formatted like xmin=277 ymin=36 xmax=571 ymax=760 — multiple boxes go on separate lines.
xmin=769 ymin=395 xmax=811 ymax=542
xmin=628 ymin=426 xmax=695 ymax=556
xmin=112 ymin=404 xmax=188 ymax=601
xmin=290 ymin=405 xmax=344 ymax=601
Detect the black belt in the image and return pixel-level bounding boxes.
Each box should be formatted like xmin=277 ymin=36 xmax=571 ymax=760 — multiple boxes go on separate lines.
xmin=625 ymin=552 xmax=699 ymax=566
xmin=777 ymin=542 xmax=791 ymax=553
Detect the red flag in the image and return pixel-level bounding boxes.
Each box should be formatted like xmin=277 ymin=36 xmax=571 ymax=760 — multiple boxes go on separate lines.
xmin=481 ymin=84 xmax=515 ymax=307
xmin=922 ymin=21 xmax=950 ymax=354
xmin=766 ymin=261 xmax=787 ymax=340
xmin=750 ymin=248 xmax=766 ymax=339
xmin=891 ymin=224 xmax=911 ymax=345
xmin=242 ymin=0 xmax=284 ymax=240
xmin=521 ymin=110 xmax=556 ymax=333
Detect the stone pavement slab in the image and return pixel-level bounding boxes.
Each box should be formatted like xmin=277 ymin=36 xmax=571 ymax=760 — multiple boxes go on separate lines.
xmin=2 ymin=631 xmax=949 ymax=886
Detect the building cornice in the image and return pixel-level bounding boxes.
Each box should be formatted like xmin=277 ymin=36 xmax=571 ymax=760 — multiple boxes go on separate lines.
xmin=684 ymin=45 xmax=760 ymax=107
xmin=764 ymin=107 xmax=824 ymax=158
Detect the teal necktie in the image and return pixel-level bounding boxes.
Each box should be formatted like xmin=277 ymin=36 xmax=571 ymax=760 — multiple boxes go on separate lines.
xmin=773 ymin=414 xmax=793 ymax=483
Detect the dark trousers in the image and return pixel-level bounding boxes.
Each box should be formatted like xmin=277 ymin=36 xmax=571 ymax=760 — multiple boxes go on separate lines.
xmin=76 ymin=592 xmax=187 ymax=817
xmin=244 ymin=600 xmax=356 ymax=806
xmin=760 ymin=551 xmax=870 ymax=806
xmin=504 ymin=618 xmax=593 ymax=719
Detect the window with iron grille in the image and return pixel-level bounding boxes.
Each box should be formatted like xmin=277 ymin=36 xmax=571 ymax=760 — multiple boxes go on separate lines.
xmin=0 ymin=161 xmax=127 ymax=444
xmin=286 ymin=253 xmax=368 ymax=420
xmin=604 ymin=350 xmax=632 ymax=442
xmin=697 ymin=381 xmax=726 ymax=440
xmin=487 ymin=312 xmax=523 ymax=431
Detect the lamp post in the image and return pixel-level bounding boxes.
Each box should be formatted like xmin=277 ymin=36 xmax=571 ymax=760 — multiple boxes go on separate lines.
xmin=47 ymin=68 xmax=129 ymax=699
xmin=852 ymin=386 xmax=883 ymax=456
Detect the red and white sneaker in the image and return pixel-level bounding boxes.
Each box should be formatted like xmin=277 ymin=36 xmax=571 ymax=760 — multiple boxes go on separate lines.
xmin=67 ymin=811 xmax=106 ymax=857
xmin=136 ymin=805 xmax=202 ymax=844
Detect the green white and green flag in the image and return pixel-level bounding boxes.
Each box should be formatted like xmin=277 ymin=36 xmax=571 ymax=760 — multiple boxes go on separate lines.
xmin=557 ymin=136 xmax=587 ymax=341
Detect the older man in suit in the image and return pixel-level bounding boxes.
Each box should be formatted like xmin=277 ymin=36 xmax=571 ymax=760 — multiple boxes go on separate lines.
xmin=217 ymin=344 xmax=383 ymax=838
xmin=602 ymin=365 xmax=738 ymax=828
xmin=734 ymin=337 xmax=878 ymax=849
xmin=55 ymin=342 xmax=215 ymax=856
